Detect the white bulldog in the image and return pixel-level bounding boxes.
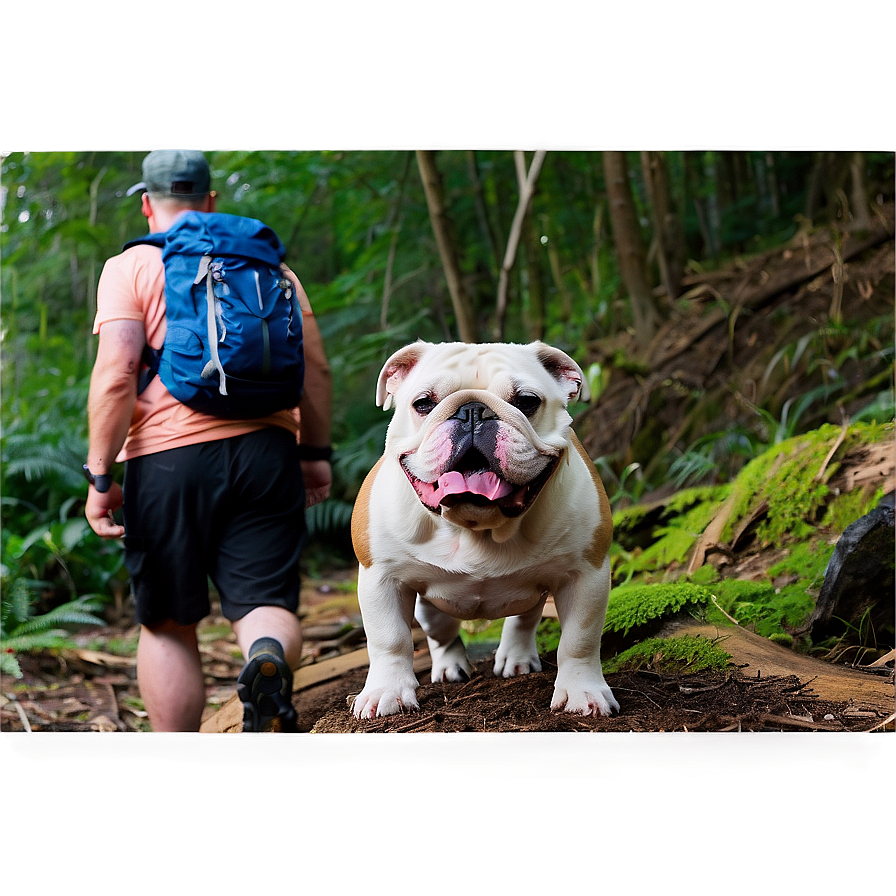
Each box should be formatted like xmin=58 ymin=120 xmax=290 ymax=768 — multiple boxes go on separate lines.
xmin=350 ymin=340 xmax=619 ymax=720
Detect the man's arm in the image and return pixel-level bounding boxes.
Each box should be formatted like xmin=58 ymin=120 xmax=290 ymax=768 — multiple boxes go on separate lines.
xmin=85 ymin=319 xmax=145 ymax=538
xmin=284 ymin=267 xmax=333 ymax=507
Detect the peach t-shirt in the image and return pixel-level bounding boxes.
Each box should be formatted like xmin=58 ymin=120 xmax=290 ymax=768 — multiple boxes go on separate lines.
xmin=94 ymin=243 xmax=298 ymax=462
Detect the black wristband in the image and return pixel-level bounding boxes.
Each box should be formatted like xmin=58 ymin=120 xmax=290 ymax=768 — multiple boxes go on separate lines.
xmin=83 ymin=464 xmax=114 ymax=493
xmin=296 ymin=444 xmax=333 ymax=462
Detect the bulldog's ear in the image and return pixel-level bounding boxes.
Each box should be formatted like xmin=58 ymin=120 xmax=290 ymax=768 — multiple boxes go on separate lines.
xmin=535 ymin=343 xmax=589 ymax=404
xmin=377 ymin=342 xmax=430 ymax=410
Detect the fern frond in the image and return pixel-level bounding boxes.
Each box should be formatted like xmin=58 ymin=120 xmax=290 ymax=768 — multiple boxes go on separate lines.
xmin=306 ymin=499 xmax=354 ymax=538
xmin=1 ymin=652 xmax=23 ymax=678
xmin=2 ymin=631 xmax=73 ymax=652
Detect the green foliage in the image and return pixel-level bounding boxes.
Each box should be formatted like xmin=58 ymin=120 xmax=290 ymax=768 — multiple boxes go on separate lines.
xmin=668 ymin=428 xmax=764 ymax=489
xmin=1 ymin=572 xmax=105 ymax=678
xmin=604 ymin=635 xmax=732 ymax=675
xmin=460 ymin=618 xmax=505 ymax=645
xmin=708 ymin=578 xmax=818 ymax=640
xmin=535 ymin=618 xmax=562 ymax=655
xmin=458 ymin=617 xmax=561 ymax=657
xmin=3 ymin=149 xmax=893 ymax=651
xmin=703 ymin=541 xmax=833 ymax=640
xmin=595 ymin=459 xmax=649 ymax=508
xmin=766 ymin=540 xmax=835 ymax=586
xmin=612 ymin=486 xmax=730 ymax=580
xmin=688 ymin=564 xmax=721 ymax=586
xmin=604 ymin=583 xmax=713 ymax=637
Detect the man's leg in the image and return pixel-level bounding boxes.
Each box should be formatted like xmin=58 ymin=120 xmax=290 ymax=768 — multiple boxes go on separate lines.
xmin=232 ymin=605 xmax=303 ymax=669
xmin=232 ymin=606 xmax=303 ymax=732
xmin=137 ymin=620 xmax=206 ymax=732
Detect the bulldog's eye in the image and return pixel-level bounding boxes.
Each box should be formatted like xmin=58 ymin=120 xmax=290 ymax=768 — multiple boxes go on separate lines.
xmin=510 ymin=393 xmax=542 ymax=417
xmin=412 ymin=395 xmax=438 ymax=416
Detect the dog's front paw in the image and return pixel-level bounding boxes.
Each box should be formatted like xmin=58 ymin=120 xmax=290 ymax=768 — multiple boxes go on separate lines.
xmin=551 ymin=668 xmax=619 ymax=717
xmin=351 ymin=680 xmax=420 ymax=719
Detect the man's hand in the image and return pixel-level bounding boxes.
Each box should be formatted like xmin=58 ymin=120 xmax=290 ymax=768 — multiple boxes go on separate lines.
xmin=301 ymin=460 xmax=332 ymax=508
xmin=85 ymin=482 xmax=125 ymax=539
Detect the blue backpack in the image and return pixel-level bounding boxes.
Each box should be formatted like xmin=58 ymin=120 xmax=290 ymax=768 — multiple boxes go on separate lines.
xmin=126 ymin=211 xmax=304 ymax=419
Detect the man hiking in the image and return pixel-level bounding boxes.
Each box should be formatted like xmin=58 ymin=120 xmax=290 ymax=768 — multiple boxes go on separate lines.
xmin=84 ymin=150 xmax=333 ymax=732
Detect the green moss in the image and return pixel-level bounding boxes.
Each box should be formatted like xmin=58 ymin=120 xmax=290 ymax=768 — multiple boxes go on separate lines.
xmin=664 ymin=485 xmax=731 ymax=516
xmin=705 ymin=579 xmax=776 ymax=629
xmin=605 ymin=583 xmax=713 ymax=636
xmin=604 ymin=635 xmax=732 ymax=675
xmin=624 ymin=525 xmax=699 ymax=574
xmin=822 ymin=486 xmax=885 ymax=535
xmin=612 ymin=502 xmax=652 ymax=535
xmin=84 ymin=636 xmax=138 ymax=656
xmin=768 ymin=633 xmax=794 ymax=647
xmin=704 ymin=544 xmax=833 ymax=639
xmin=198 ymin=623 xmax=232 ymax=643
xmin=614 ymin=487 xmax=731 ymax=578
xmin=767 ymin=539 xmax=834 ymax=584
xmin=721 ymin=422 xmax=894 ymax=548
xmin=688 ymin=564 xmax=720 ymax=586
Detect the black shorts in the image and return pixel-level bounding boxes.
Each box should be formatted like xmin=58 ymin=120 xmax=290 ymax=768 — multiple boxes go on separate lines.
xmin=122 ymin=428 xmax=306 ymax=627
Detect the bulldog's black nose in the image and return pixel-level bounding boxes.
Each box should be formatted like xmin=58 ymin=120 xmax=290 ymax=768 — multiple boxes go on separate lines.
xmin=451 ymin=401 xmax=497 ymax=430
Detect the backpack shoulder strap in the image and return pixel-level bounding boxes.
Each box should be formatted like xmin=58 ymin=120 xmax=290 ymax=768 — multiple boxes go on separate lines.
xmin=123 ymin=231 xmax=167 ymax=251
xmin=120 ymin=232 xmax=167 ymax=394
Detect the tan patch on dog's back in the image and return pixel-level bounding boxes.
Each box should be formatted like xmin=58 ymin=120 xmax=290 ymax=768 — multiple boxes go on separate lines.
xmin=571 ymin=433 xmax=613 ymax=567
xmin=351 ymin=456 xmax=384 ymax=569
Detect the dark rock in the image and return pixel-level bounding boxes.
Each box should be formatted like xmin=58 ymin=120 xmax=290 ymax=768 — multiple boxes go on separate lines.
xmin=807 ymin=492 xmax=895 ymax=641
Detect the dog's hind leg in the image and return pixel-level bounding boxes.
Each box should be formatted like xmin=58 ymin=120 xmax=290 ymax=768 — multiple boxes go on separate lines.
xmin=415 ymin=597 xmax=474 ymax=683
xmin=493 ymin=596 xmax=546 ymax=677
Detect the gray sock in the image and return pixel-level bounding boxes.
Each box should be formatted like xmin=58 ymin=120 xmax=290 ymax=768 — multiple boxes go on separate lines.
xmin=247 ymin=637 xmax=285 ymax=662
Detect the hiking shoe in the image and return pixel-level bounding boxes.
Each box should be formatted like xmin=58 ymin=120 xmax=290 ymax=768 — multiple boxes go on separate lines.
xmin=237 ymin=638 xmax=297 ymax=732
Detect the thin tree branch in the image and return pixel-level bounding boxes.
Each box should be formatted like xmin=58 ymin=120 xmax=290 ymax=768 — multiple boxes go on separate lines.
xmin=494 ymin=149 xmax=547 ymax=340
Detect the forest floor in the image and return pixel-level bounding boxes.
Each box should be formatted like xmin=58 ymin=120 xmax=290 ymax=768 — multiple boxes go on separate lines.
xmin=2 ymin=544 xmax=892 ymax=735
xmin=2 ymin=207 xmax=894 ymax=736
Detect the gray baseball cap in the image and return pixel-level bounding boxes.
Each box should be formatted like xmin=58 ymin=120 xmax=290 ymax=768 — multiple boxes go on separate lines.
xmin=126 ymin=149 xmax=211 ymax=197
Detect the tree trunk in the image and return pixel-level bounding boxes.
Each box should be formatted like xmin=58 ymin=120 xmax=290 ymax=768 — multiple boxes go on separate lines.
xmin=522 ymin=207 xmax=545 ymax=340
xmin=849 ymin=151 xmax=873 ymax=231
xmin=805 ymin=151 xmax=856 ymax=225
xmin=466 ymin=150 xmax=501 ymax=280
xmin=590 ymin=199 xmax=605 ymax=296
xmin=380 ymin=152 xmax=413 ymax=329
xmin=640 ymin=151 xmax=683 ymax=302
xmin=684 ymin=151 xmax=715 ymax=260
xmin=602 ymin=151 xmax=658 ymax=349
xmin=415 ymin=150 xmax=479 ymax=343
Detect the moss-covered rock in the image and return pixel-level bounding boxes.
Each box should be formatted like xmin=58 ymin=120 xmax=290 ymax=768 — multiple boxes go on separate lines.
xmin=719 ymin=421 xmax=893 ymax=548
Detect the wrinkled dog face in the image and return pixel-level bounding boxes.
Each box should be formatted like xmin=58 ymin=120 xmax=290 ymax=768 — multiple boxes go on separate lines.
xmin=377 ymin=341 xmax=588 ymax=530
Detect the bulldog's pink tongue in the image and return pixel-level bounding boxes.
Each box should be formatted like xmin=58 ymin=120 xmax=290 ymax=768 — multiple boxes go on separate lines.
xmin=434 ymin=470 xmax=512 ymax=503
